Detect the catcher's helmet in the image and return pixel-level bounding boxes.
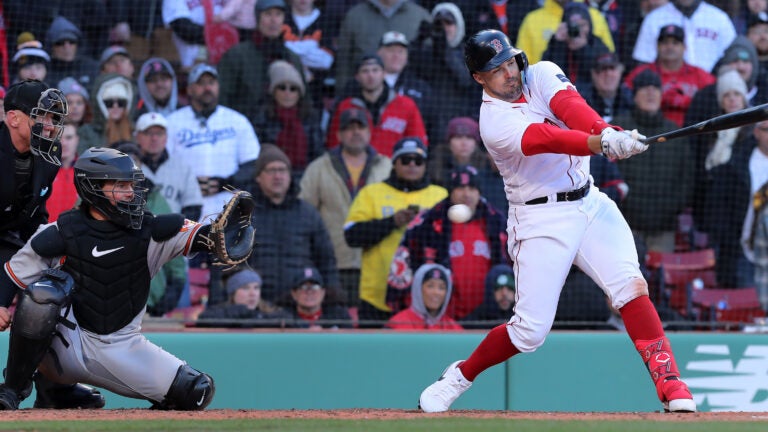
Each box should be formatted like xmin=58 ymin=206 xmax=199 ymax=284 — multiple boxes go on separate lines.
xmin=5 ymin=80 xmax=69 ymax=166
xmin=464 ymin=29 xmax=528 ymax=75
xmin=74 ymin=147 xmax=147 ymax=229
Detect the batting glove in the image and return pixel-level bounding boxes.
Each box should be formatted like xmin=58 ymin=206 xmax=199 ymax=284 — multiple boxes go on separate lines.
xmin=600 ymin=128 xmax=648 ymax=160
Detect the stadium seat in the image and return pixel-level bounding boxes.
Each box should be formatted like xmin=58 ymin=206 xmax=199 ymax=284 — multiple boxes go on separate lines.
xmin=188 ymin=268 xmax=211 ymax=306
xmin=691 ymin=287 xmax=765 ymax=326
xmin=646 ymin=249 xmax=716 ymax=314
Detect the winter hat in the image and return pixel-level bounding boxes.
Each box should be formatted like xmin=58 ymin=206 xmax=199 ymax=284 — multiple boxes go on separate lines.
xmin=101 ymin=80 xmax=131 ymax=101
xmin=716 ymin=69 xmax=747 ymax=103
xmin=431 ymin=2 xmax=466 ymax=48
xmin=392 ymin=137 xmax=428 ymax=161
xmin=99 ymin=45 xmax=130 ymax=67
xmin=57 ymin=77 xmax=89 ymax=100
xmin=13 ymin=33 xmax=50 ymax=67
xmin=631 ymin=69 xmax=662 ymax=94
xmin=424 ymin=266 xmax=450 ymax=285
xmin=267 ymin=60 xmax=305 ymax=97
xmin=449 ymin=165 xmax=479 ymax=191
xmin=46 ymin=16 xmax=81 ymax=47
xmin=226 ymin=269 xmax=262 ymax=296
xmin=254 ymin=144 xmax=291 ymax=175
xmin=446 ymin=117 xmax=480 ymax=142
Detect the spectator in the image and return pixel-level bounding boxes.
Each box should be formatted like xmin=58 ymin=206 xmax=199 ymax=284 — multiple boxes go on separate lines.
xmin=250 ymin=60 xmax=324 ymax=178
xmin=375 ymin=31 xmax=436 ymax=141
xmin=98 ymin=45 xmax=135 ymax=80
xmin=283 ymin=0 xmax=335 ymax=105
xmin=411 ymin=3 xmax=479 ymax=138
xmin=632 ymin=0 xmax=736 ymax=73
xmin=12 ymin=33 xmax=50 ymax=84
xmin=326 ymin=54 xmax=428 ymax=156
xmin=461 ymin=264 xmax=516 ymax=329
xmin=166 ymin=64 xmax=261 ymax=220
xmin=0 ymin=87 xmax=5 ymax=122
xmin=162 ymin=0 xmax=222 ymax=68
xmin=735 ymin=0 xmax=768 ymax=35
xmin=57 ymin=77 xmax=92 ymax=127
xmin=77 ymin=73 xmax=135 ymax=153
xmin=106 ymin=0 xmax=169 ymax=63
xmin=747 ymin=12 xmax=768 ymax=71
xmin=694 ymin=69 xmax=753 ymax=228
xmin=541 ymin=2 xmax=611 ymax=89
xmin=197 ymin=268 xmax=292 ymax=327
xmin=215 ymin=0 xmax=258 ymax=41
xmin=579 ymin=52 xmax=633 ymax=123
xmin=136 ymin=58 xmax=179 ymax=118
xmin=386 ymin=263 xmax=462 ymax=330
xmin=753 ymin=177 xmax=768 ymax=311
xmin=590 ymin=155 xmax=629 ymax=205
xmin=287 ymin=266 xmax=352 ymax=329
xmin=112 ymin=141 xmax=188 ymax=317
xmin=516 ymin=0 xmax=615 ymax=65
xmin=44 ymin=16 xmax=99 ymax=92
xmin=345 ymin=137 xmax=447 ymax=325
xmin=335 ymin=0 xmax=430 ymax=91
xmin=388 ymin=164 xmax=509 ymax=319
xmin=428 ymin=117 xmax=490 ymax=190
xmin=218 ymin=0 xmax=304 ymax=117
xmin=46 ymin=124 xmax=80 ymax=221
xmin=135 ymin=112 xmax=203 ymax=222
xmin=247 ymin=144 xmax=341 ymax=305
xmin=299 ymin=107 xmax=392 ymax=306
xmin=614 ymin=69 xmax=693 ymax=253
xmin=624 ymin=24 xmax=715 ymax=127
xmin=699 ymin=70 xmax=756 ymax=287
xmin=461 ymin=0 xmax=540 ymax=44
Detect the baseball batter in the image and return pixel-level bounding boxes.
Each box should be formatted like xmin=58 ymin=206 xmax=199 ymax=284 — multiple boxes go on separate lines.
xmin=0 ymin=148 xmax=223 ymax=411
xmin=419 ymin=30 xmax=696 ymax=413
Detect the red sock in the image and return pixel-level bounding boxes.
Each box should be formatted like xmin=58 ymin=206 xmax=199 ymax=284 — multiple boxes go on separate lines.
xmin=620 ymin=295 xmax=665 ymax=342
xmin=459 ymin=324 xmax=520 ymax=381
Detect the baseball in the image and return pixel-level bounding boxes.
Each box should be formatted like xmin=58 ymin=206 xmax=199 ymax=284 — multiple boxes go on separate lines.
xmin=447 ymin=204 xmax=473 ymax=224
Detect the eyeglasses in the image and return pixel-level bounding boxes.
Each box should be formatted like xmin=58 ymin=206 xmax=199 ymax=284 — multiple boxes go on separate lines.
xmin=398 ymin=155 xmax=425 ymax=166
xmin=276 ymin=84 xmax=300 ymax=93
xmin=104 ymin=99 xmax=128 ymax=108
xmin=54 ymin=39 xmax=77 ymax=46
xmin=262 ymin=166 xmax=290 ymax=175
xmin=296 ymin=283 xmax=322 ymax=292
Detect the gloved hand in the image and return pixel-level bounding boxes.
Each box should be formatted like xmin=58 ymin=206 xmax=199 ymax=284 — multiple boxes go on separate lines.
xmin=600 ymin=128 xmax=648 ymax=160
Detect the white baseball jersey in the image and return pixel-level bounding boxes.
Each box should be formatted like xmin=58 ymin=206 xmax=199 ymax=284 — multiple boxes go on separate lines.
xmin=479 ymin=61 xmax=591 ymax=205
xmin=166 ymin=105 xmax=261 ymax=220
xmin=632 ymin=2 xmax=736 ymax=73
xmin=162 ymin=0 xmax=224 ymax=67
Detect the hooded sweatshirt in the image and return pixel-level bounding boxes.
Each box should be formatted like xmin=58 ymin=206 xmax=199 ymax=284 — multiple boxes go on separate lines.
xmin=461 ymin=263 xmax=516 ymax=328
xmin=386 ymin=263 xmax=462 ymax=330
xmin=76 ymin=73 xmax=136 ymax=154
xmin=136 ymin=57 xmax=179 ymax=117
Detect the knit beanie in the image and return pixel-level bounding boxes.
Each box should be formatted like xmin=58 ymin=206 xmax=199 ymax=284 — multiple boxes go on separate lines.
xmin=716 ymin=69 xmax=747 ymax=103
xmin=254 ymin=144 xmax=291 ymax=175
xmin=226 ymin=269 xmax=262 ymax=296
xmin=268 ymin=60 xmax=305 ymax=97
xmin=101 ymin=79 xmax=131 ymax=101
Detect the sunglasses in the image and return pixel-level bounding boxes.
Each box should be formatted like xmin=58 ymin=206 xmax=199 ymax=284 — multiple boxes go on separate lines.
xmin=296 ymin=283 xmax=322 ymax=292
xmin=398 ymin=155 xmax=425 ymax=166
xmin=104 ymin=99 xmax=128 ymax=108
xmin=276 ymin=84 xmax=300 ymax=93
xmin=54 ymin=39 xmax=77 ymax=46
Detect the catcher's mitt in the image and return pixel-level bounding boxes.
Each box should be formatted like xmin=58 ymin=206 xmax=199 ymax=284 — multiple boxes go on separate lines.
xmin=208 ymin=190 xmax=256 ymax=267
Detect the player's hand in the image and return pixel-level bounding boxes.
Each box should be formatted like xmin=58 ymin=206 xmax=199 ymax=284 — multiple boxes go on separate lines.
xmin=600 ymin=128 xmax=648 ymax=160
xmin=0 ymin=307 xmax=11 ymax=331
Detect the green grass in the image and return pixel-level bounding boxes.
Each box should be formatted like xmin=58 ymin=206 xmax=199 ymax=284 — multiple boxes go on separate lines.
xmin=0 ymin=419 xmax=764 ymax=432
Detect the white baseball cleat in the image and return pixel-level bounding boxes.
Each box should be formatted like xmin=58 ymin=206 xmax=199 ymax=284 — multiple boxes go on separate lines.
xmin=418 ymin=360 xmax=472 ymax=413
xmin=661 ymin=379 xmax=696 ymax=413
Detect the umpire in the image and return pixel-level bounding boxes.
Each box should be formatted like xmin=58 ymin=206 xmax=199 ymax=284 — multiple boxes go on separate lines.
xmin=0 ymin=79 xmax=105 ymax=409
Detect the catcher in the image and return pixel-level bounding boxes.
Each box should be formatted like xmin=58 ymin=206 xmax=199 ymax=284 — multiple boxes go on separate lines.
xmin=0 ymin=147 xmax=255 ymax=410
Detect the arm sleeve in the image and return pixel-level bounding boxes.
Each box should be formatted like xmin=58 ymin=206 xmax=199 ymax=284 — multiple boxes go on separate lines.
xmin=549 ymin=89 xmax=616 ymax=134
xmin=344 ymin=217 xmax=398 ymax=248
xmin=169 ymin=18 xmax=205 ymax=45
xmin=520 ymin=123 xmax=593 ymax=156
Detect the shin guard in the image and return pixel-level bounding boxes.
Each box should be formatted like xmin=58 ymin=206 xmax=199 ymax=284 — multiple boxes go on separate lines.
xmin=634 ymin=337 xmax=681 ymax=401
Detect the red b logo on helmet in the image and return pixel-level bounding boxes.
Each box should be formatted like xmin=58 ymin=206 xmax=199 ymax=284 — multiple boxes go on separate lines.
xmin=490 ymin=39 xmax=503 ymax=53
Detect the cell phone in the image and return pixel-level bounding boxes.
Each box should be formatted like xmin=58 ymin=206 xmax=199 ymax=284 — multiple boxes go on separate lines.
xmin=407 ymin=204 xmax=420 ymax=212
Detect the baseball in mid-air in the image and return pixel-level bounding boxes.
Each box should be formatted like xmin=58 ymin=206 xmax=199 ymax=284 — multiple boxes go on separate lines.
xmin=447 ymin=204 xmax=473 ymax=224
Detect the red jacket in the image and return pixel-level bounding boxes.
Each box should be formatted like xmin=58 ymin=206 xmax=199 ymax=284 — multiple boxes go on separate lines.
xmin=624 ymin=63 xmax=715 ymax=126
xmin=385 ymin=308 xmax=463 ymax=330
xmin=326 ymin=92 xmax=428 ymax=156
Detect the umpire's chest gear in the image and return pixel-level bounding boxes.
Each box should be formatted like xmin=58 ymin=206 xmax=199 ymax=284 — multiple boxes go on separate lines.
xmin=31 ymin=209 xmax=184 ymax=334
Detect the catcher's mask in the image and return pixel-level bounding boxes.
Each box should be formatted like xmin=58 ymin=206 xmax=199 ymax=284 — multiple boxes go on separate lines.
xmin=74 ymin=147 xmax=148 ymax=229
xmin=30 ymin=88 xmax=69 ymax=166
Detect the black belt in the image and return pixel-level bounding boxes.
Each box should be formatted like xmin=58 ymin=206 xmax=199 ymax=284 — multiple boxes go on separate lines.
xmin=525 ymin=182 xmax=590 ymax=205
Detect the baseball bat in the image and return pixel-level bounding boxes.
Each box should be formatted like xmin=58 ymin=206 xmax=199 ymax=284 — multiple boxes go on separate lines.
xmin=640 ymin=102 xmax=768 ymax=144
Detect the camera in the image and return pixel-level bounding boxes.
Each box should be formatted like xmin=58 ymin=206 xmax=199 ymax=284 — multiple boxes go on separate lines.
xmin=567 ymin=22 xmax=581 ymax=38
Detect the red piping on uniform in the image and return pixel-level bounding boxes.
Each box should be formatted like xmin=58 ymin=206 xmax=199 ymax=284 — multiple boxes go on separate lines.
xmin=4 ymin=262 xmax=27 ymax=289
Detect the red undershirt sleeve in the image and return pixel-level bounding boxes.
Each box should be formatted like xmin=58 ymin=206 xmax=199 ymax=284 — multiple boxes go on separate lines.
xmin=549 ymin=89 xmax=621 ymax=134
xmin=520 ymin=123 xmax=594 ymax=156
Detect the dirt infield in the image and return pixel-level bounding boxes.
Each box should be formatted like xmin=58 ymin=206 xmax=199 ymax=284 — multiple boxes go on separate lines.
xmin=0 ymin=409 xmax=766 ymax=422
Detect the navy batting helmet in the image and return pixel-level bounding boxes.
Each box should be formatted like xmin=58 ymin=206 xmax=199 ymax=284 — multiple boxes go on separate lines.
xmin=464 ymin=29 xmax=528 ymax=75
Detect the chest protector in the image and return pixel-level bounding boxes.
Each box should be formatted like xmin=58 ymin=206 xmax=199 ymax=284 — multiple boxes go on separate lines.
xmin=56 ymin=210 xmax=153 ymax=334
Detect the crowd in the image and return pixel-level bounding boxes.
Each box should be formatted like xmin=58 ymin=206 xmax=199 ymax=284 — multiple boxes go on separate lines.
xmin=2 ymin=0 xmax=768 ymax=329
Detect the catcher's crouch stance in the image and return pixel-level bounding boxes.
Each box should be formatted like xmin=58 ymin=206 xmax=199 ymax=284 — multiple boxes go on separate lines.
xmin=0 ymin=147 xmax=255 ymax=410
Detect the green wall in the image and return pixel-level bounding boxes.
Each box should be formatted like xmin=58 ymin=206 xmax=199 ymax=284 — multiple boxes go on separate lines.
xmin=5 ymin=332 xmax=767 ymax=411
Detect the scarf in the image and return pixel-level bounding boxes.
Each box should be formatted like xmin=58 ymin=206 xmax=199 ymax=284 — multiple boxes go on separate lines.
xmin=276 ymin=106 xmax=308 ymax=169
xmin=705 ymin=127 xmax=738 ymax=171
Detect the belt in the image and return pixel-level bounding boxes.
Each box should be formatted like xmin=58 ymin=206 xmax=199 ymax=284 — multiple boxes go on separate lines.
xmin=524 ymin=182 xmax=590 ymax=205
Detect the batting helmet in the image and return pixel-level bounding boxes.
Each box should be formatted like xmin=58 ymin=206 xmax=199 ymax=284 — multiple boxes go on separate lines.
xmin=464 ymin=29 xmax=528 ymax=75
xmin=74 ymin=147 xmax=147 ymax=229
